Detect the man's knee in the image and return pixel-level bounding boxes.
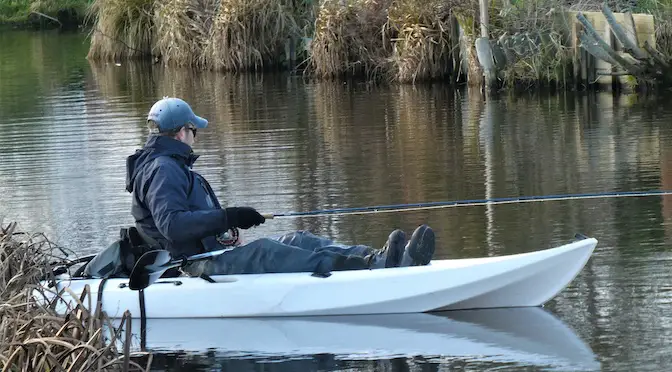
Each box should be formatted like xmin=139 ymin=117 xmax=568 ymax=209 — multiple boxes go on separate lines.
xmin=275 ymin=230 xmax=312 ymax=246
xmin=247 ymin=237 xmax=282 ymax=249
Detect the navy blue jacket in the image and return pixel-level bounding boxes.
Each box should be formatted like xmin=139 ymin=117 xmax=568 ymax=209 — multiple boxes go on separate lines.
xmin=125 ymin=135 xmax=231 ymax=257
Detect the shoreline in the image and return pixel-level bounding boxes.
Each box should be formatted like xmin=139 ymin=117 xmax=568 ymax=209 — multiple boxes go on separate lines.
xmin=0 ymin=0 xmax=89 ymax=31
xmin=1 ymin=0 xmax=671 ymax=93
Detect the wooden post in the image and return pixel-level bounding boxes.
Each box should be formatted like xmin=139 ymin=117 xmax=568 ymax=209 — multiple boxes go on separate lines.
xmin=479 ymin=0 xmax=489 ymax=38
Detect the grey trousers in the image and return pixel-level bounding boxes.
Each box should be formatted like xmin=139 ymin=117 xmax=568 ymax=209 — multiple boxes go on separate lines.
xmin=188 ymin=231 xmax=380 ymax=276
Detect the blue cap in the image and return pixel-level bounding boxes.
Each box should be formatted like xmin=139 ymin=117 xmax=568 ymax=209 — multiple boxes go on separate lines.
xmin=147 ymin=97 xmax=208 ymax=133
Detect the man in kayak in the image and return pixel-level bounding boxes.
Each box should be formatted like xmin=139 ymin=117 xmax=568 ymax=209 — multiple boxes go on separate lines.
xmin=125 ymin=97 xmax=436 ymax=276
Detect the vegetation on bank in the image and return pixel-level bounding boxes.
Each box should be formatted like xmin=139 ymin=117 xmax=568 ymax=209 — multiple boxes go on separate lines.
xmin=0 ymin=0 xmax=91 ymax=29
xmin=0 ymin=222 xmax=151 ymax=370
xmin=1 ymin=0 xmax=671 ymax=89
xmin=78 ymin=0 xmax=672 ymax=89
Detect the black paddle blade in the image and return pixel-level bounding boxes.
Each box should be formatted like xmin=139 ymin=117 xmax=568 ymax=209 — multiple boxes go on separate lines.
xmin=128 ymin=250 xmax=174 ymax=290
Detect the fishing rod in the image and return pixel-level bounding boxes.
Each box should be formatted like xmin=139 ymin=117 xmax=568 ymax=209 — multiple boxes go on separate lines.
xmin=262 ymin=189 xmax=672 ymax=219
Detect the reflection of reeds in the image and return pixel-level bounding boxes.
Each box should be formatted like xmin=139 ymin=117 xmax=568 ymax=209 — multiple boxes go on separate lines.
xmin=202 ymin=0 xmax=301 ymax=72
xmin=394 ymin=84 xmax=455 ymax=198
xmin=86 ymin=0 xmax=155 ymax=61
xmin=0 ymin=222 xmax=152 ymax=371
xmin=153 ymin=0 xmax=217 ymax=67
xmin=309 ymin=0 xmax=392 ymax=80
xmin=88 ymin=58 xmax=157 ymax=104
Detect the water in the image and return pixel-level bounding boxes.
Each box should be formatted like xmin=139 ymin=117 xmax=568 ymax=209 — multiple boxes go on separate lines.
xmin=2 ymin=30 xmax=672 ymax=371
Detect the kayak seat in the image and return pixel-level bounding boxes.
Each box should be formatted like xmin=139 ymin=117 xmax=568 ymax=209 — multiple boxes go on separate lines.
xmin=80 ymin=226 xmax=161 ymax=279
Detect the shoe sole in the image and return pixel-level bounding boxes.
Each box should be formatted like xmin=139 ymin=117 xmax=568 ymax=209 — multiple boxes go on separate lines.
xmin=406 ymin=225 xmax=435 ymax=266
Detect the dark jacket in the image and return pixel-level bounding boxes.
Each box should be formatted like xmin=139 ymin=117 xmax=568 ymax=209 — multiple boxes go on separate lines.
xmin=125 ymin=135 xmax=231 ymax=257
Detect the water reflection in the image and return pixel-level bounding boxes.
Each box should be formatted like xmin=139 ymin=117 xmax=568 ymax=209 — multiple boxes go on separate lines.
xmin=124 ymin=308 xmax=600 ymax=372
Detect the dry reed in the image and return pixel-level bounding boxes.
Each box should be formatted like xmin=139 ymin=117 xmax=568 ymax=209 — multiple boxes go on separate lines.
xmin=490 ymin=0 xmax=574 ymax=89
xmin=86 ymin=0 xmax=155 ymax=61
xmin=202 ymin=0 xmax=301 ymax=72
xmin=0 ymin=221 xmax=152 ymax=371
xmin=387 ymin=0 xmax=470 ymax=83
xmin=633 ymin=0 xmax=672 ymax=57
xmin=308 ymin=0 xmax=392 ymax=80
xmin=153 ymin=0 xmax=217 ymax=67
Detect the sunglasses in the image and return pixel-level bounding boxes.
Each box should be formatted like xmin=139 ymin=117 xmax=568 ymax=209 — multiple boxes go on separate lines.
xmin=184 ymin=125 xmax=197 ymax=137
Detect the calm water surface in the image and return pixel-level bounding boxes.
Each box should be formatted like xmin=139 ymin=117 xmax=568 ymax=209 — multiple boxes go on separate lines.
xmin=3 ymin=30 xmax=672 ymax=371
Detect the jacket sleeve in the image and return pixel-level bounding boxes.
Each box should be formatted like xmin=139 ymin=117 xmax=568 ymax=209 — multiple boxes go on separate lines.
xmin=143 ymin=161 xmax=232 ymax=243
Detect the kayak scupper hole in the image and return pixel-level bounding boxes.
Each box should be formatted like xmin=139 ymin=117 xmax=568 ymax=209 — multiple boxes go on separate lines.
xmin=212 ymin=277 xmax=238 ymax=283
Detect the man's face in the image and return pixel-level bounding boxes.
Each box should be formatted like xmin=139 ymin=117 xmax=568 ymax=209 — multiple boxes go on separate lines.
xmin=177 ymin=124 xmax=197 ymax=147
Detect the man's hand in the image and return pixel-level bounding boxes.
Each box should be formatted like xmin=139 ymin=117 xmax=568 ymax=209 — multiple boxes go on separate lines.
xmin=226 ymin=207 xmax=266 ymax=229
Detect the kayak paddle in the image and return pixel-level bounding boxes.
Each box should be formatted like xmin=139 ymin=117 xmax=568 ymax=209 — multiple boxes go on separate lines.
xmin=128 ymin=247 xmax=235 ymax=290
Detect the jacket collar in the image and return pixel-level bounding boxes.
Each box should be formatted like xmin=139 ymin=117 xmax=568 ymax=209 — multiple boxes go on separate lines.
xmin=145 ymin=135 xmax=199 ymax=167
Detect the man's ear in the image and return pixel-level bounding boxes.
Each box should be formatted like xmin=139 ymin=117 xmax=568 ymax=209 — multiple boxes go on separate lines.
xmin=174 ymin=127 xmax=186 ymax=141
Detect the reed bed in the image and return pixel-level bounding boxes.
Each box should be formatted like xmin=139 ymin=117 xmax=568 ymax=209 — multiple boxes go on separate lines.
xmin=202 ymin=0 xmax=301 ymax=72
xmin=0 ymin=221 xmax=152 ymax=371
xmin=81 ymin=0 xmax=672 ymax=87
xmin=86 ymin=0 xmax=155 ymax=61
xmin=491 ymin=0 xmax=574 ymax=89
xmin=153 ymin=0 xmax=217 ymax=67
xmin=308 ymin=0 xmax=392 ymax=80
xmin=387 ymin=0 xmax=471 ymax=83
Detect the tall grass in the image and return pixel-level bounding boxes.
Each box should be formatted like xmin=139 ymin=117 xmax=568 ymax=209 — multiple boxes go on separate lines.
xmin=487 ymin=0 xmax=574 ymax=89
xmin=387 ymin=0 xmax=470 ymax=83
xmin=0 ymin=221 xmax=152 ymax=371
xmin=308 ymin=0 xmax=392 ymax=80
xmin=153 ymin=0 xmax=217 ymax=67
xmin=80 ymin=0 xmax=672 ymax=86
xmin=86 ymin=0 xmax=155 ymax=61
xmin=634 ymin=0 xmax=672 ymax=57
xmin=202 ymin=0 xmax=301 ymax=72
xmin=0 ymin=0 xmax=90 ymax=24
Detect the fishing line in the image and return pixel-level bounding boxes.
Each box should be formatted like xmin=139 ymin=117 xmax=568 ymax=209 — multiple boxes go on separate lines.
xmin=264 ymin=190 xmax=672 ymax=219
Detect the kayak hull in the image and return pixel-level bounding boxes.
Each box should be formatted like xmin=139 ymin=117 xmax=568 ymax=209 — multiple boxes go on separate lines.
xmin=40 ymin=237 xmax=597 ymax=318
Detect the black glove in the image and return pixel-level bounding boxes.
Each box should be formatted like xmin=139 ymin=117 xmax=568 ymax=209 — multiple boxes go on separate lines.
xmin=225 ymin=207 xmax=265 ymax=229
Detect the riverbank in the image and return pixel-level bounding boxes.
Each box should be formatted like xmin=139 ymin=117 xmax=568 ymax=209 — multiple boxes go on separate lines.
xmin=2 ymin=0 xmax=671 ymax=92
xmin=0 ymin=221 xmax=151 ymax=370
xmin=80 ymin=0 xmax=672 ymax=92
xmin=0 ymin=0 xmax=90 ymax=30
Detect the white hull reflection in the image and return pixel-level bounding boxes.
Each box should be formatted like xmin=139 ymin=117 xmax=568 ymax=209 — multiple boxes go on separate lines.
xmin=121 ymin=307 xmax=600 ymax=371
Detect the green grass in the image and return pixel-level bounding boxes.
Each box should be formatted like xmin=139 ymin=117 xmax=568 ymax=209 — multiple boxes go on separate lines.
xmin=0 ymin=0 xmax=91 ymax=26
xmin=634 ymin=0 xmax=672 ymax=57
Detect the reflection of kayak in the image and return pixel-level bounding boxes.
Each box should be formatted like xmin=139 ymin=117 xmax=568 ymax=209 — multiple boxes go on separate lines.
xmin=42 ymin=236 xmax=596 ymax=318
xmin=122 ymin=308 xmax=601 ymax=371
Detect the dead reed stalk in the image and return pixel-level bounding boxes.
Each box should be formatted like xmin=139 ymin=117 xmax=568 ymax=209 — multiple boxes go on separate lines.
xmin=308 ymin=0 xmax=393 ymax=80
xmin=202 ymin=0 xmax=301 ymax=72
xmin=86 ymin=0 xmax=155 ymax=61
xmin=387 ymin=0 xmax=466 ymax=83
xmin=489 ymin=0 xmax=574 ymax=89
xmin=0 ymin=221 xmax=152 ymax=371
xmin=153 ymin=0 xmax=218 ymax=67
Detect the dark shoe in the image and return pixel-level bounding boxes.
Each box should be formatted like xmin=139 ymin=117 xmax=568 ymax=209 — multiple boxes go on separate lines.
xmin=400 ymin=225 xmax=435 ymax=266
xmin=367 ymin=229 xmax=407 ymax=268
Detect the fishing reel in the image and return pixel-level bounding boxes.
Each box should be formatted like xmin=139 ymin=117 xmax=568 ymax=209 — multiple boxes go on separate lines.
xmin=216 ymin=227 xmax=241 ymax=247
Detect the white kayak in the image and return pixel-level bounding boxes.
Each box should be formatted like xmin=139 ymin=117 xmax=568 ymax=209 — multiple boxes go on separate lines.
xmin=41 ymin=235 xmax=597 ymax=318
xmin=118 ymin=307 xmax=600 ymax=370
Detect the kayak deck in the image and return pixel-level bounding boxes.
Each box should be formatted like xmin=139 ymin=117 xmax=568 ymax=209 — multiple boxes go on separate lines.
xmin=42 ymin=236 xmax=597 ymax=318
